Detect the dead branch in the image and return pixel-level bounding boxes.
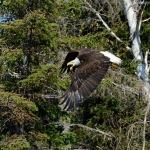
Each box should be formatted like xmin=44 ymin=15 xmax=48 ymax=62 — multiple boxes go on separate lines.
xmin=142 ymin=82 xmax=150 ymax=150
xmin=83 ymin=0 xmax=131 ymax=50
xmin=111 ymin=82 xmax=139 ymax=95
xmin=142 ymin=17 xmax=150 ymax=22
xmin=70 ymin=123 xmax=114 ymax=137
xmin=142 ymin=102 xmax=150 ymax=150
xmin=48 ymin=122 xmax=114 ymax=138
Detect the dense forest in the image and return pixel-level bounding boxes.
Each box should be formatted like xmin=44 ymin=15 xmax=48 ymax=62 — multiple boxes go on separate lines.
xmin=0 ymin=0 xmax=150 ymax=149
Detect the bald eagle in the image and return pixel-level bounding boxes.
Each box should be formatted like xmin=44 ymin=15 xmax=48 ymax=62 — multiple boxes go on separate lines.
xmin=60 ymin=49 xmax=122 ymax=111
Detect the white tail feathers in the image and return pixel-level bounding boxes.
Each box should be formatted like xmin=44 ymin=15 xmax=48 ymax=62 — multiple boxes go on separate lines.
xmin=100 ymin=51 xmax=122 ymax=65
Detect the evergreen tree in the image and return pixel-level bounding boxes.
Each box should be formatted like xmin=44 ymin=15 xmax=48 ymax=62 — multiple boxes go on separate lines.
xmin=0 ymin=0 xmax=150 ymax=149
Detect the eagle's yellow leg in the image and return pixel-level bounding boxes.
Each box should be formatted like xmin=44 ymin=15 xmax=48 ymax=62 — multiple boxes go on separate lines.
xmin=111 ymin=62 xmax=118 ymax=69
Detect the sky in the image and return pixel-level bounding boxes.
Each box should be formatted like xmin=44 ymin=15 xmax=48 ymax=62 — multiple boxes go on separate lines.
xmin=0 ymin=16 xmax=3 ymax=22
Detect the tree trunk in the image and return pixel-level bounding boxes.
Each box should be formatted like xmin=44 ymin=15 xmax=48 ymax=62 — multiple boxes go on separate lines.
xmin=123 ymin=0 xmax=150 ymax=81
xmin=122 ymin=0 xmax=150 ymax=149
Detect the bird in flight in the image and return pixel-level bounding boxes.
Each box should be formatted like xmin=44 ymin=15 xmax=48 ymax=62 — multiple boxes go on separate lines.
xmin=59 ymin=48 xmax=122 ymax=111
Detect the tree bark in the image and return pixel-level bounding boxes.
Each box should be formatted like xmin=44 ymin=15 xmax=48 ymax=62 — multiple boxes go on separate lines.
xmin=122 ymin=1 xmax=150 ymax=149
xmin=123 ymin=0 xmax=150 ymax=81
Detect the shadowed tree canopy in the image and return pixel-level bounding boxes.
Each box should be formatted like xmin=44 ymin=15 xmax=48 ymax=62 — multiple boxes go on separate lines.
xmin=0 ymin=0 xmax=150 ymax=149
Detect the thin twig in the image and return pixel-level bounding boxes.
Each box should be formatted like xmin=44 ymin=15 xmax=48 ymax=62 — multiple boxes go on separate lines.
xmin=83 ymin=0 xmax=131 ymax=50
xmin=142 ymin=82 xmax=150 ymax=150
xmin=47 ymin=122 xmax=114 ymax=137
xmin=142 ymin=102 xmax=150 ymax=150
xmin=70 ymin=123 xmax=114 ymax=137
xmin=142 ymin=17 xmax=150 ymax=22
xmin=111 ymin=82 xmax=139 ymax=95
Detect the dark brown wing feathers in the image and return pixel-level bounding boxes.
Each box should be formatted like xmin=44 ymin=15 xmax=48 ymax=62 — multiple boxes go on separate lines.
xmin=59 ymin=49 xmax=110 ymax=111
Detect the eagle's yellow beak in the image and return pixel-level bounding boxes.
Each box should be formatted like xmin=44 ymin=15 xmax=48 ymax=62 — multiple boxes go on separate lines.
xmin=67 ymin=62 xmax=74 ymax=70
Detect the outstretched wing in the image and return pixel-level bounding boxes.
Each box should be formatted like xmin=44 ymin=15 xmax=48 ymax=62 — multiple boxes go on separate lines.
xmin=59 ymin=52 xmax=111 ymax=111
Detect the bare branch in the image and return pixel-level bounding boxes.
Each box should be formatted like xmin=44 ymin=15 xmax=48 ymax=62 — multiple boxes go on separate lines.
xmin=144 ymin=49 xmax=150 ymax=76
xmin=142 ymin=82 xmax=150 ymax=150
xmin=83 ymin=0 xmax=131 ymax=50
xmin=70 ymin=123 xmax=114 ymax=137
xmin=142 ymin=17 xmax=150 ymax=22
xmin=142 ymin=102 xmax=150 ymax=150
xmin=48 ymin=122 xmax=114 ymax=138
xmin=127 ymin=121 xmax=143 ymax=150
xmin=111 ymin=82 xmax=139 ymax=95
xmin=41 ymin=94 xmax=60 ymax=99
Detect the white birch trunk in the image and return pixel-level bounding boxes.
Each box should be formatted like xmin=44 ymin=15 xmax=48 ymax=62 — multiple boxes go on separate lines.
xmin=123 ymin=0 xmax=150 ymax=81
xmin=122 ymin=0 xmax=150 ymax=149
xmin=123 ymin=0 xmax=150 ymax=79
xmin=124 ymin=0 xmax=142 ymax=59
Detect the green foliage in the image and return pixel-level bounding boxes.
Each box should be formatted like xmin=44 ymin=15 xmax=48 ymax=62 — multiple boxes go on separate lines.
xmin=18 ymin=64 xmax=59 ymax=90
xmin=49 ymin=132 xmax=76 ymax=149
xmin=0 ymin=11 xmax=55 ymax=48
xmin=27 ymin=132 xmax=50 ymax=149
xmin=0 ymin=20 xmax=24 ymax=47
xmin=0 ymin=0 xmax=53 ymax=19
xmin=0 ymin=48 xmax=23 ymax=70
xmin=59 ymin=32 xmax=111 ymax=50
xmin=0 ymin=0 xmax=28 ymax=17
xmin=0 ymin=91 xmax=38 ymax=111
xmin=0 ymin=135 xmax=30 ymax=150
xmin=23 ymin=11 xmax=55 ymax=46
xmin=0 ymin=0 xmax=150 ymax=149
